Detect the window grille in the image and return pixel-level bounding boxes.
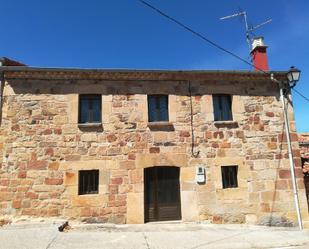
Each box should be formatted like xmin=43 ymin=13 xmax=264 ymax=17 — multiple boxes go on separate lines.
xmin=221 ymin=166 xmax=238 ymax=189
xmin=78 ymin=170 xmax=99 ymax=195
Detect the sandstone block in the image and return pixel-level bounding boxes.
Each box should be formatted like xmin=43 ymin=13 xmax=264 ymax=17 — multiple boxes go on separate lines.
xmin=48 ymin=162 xmax=59 ymax=170
xmin=12 ymin=200 xmax=22 ymax=209
xmin=47 ymin=208 xmax=59 ymax=216
xmin=260 ymin=203 xmax=271 ymax=212
xmin=107 ymin=134 xmax=117 ymax=143
xmin=179 ymin=131 xmax=190 ymax=137
xmin=110 ymin=177 xmax=123 ymax=185
xmin=214 ymin=131 xmax=224 ymax=139
xmin=128 ymin=153 xmax=136 ymax=160
xmin=181 ymin=191 xmax=199 ymax=221
xmin=119 ymin=161 xmax=135 ymax=170
xmin=64 ymin=172 xmax=76 ymax=186
xmin=129 ymin=169 xmax=143 ymax=184
xmin=27 ymin=160 xmax=47 ymax=170
xmin=17 ymin=171 xmax=27 ymax=178
xmin=260 ymin=191 xmax=276 ymax=202
xmin=180 ymin=167 xmax=195 ymax=182
xmin=64 ymin=155 xmax=81 ymax=161
xmin=154 ymin=132 xmax=168 ymax=143
xmin=26 ymin=192 xmax=38 ymax=199
xmin=0 ymin=179 xmax=9 ymax=186
xmin=45 ymin=178 xmax=63 ymax=185
xmin=267 ymin=142 xmax=277 ymax=150
xmin=21 ymin=200 xmax=31 ymax=208
xmin=81 ymin=134 xmax=97 ymax=142
xmin=245 ymin=214 xmax=257 ymax=224
xmin=127 ymin=193 xmax=144 ymax=224
xmin=279 ymin=170 xmax=290 ymax=179
xmin=275 ymin=180 xmax=288 ymax=190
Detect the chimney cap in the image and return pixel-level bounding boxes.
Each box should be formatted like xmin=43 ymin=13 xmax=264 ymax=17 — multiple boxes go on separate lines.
xmin=251 ymin=37 xmax=268 ymax=51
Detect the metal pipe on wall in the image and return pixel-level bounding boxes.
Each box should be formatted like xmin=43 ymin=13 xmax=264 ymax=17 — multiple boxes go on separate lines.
xmin=279 ymin=85 xmax=303 ymax=230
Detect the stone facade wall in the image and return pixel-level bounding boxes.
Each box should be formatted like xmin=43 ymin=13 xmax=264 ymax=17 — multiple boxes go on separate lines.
xmin=0 ymin=71 xmax=308 ymax=227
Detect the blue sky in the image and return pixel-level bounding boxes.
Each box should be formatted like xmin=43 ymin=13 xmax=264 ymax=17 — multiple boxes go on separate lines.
xmin=1 ymin=0 xmax=308 ymax=132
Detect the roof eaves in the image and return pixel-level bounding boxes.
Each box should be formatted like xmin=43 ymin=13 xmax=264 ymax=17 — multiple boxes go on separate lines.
xmin=0 ymin=66 xmax=288 ymax=75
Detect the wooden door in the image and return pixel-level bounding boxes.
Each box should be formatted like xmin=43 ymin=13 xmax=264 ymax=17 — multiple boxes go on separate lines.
xmin=144 ymin=166 xmax=181 ymax=222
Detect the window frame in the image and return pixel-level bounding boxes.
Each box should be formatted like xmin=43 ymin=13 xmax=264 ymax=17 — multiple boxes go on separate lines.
xmin=78 ymin=170 xmax=99 ymax=195
xmin=147 ymin=95 xmax=169 ymax=122
xmin=221 ymin=165 xmax=238 ymax=189
xmin=78 ymin=94 xmax=102 ymax=124
xmin=213 ymin=94 xmax=233 ymax=121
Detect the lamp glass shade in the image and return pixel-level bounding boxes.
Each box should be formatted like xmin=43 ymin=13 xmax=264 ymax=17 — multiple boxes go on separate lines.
xmin=287 ymin=67 xmax=301 ymax=85
xmin=291 ymin=70 xmax=300 ymax=82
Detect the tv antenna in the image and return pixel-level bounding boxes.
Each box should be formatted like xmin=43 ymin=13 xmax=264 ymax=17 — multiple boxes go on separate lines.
xmin=220 ymin=10 xmax=272 ymax=54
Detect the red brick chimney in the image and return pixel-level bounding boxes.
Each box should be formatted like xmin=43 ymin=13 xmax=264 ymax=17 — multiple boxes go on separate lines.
xmin=250 ymin=37 xmax=269 ymax=71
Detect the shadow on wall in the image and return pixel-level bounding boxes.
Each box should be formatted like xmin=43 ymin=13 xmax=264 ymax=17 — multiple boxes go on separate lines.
xmin=261 ymin=122 xmax=294 ymax=227
xmin=6 ymin=78 xmax=280 ymax=99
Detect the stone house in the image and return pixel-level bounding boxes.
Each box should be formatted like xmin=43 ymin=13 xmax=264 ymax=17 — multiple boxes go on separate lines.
xmin=299 ymin=133 xmax=309 ymax=208
xmin=0 ymin=50 xmax=309 ymax=227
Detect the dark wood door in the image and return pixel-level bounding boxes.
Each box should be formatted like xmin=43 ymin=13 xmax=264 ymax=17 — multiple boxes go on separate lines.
xmin=144 ymin=166 xmax=181 ymax=222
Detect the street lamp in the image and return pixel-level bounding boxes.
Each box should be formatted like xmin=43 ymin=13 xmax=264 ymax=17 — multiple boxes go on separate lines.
xmin=272 ymin=66 xmax=302 ymax=230
xmin=287 ymin=66 xmax=301 ymax=89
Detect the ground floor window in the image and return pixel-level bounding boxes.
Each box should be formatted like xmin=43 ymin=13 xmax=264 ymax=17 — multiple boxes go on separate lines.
xmin=221 ymin=165 xmax=238 ymax=189
xmin=78 ymin=170 xmax=99 ymax=195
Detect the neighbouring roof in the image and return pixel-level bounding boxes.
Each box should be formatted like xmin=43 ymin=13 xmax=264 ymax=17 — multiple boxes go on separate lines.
xmin=0 ymin=57 xmax=26 ymax=66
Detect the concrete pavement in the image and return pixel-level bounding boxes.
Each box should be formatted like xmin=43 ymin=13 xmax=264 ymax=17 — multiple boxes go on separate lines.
xmin=0 ymin=221 xmax=309 ymax=249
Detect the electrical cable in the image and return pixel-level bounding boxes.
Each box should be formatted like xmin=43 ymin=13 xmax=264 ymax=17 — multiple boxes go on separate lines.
xmin=137 ymin=0 xmax=309 ymax=104
xmin=137 ymin=0 xmax=268 ymax=74
xmin=292 ymin=88 xmax=309 ymax=103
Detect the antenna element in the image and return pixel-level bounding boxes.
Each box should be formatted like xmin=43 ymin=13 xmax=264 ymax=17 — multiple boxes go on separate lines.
xmin=220 ymin=10 xmax=272 ymax=54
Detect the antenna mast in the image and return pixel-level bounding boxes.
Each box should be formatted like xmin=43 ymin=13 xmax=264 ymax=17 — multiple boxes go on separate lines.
xmin=220 ymin=10 xmax=272 ymax=54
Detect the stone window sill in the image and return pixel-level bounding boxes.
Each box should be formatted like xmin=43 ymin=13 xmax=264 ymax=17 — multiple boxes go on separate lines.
xmin=78 ymin=123 xmax=102 ymax=128
xmin=147 ymin=121 xmax=174 ymax=131
xmin=78 ymin=192 xmax=99 ymax=196
xmin=214 ymin=120 xmax=238 ymax=127
xmin=221 ymin=186 xmax=239 ymax=190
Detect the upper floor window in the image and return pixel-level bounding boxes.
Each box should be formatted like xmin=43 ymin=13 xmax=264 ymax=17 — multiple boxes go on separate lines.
xmin=213 ymin=94 xmax=232 ymax=121
xmin=148 ymin=95 xmax=169 ymax=122
xmin=79 ymin=95 xmax=101 ymax=123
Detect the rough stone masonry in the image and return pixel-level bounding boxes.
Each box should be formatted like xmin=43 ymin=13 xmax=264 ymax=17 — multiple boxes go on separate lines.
xmin=0 ymin=68 xmax=308 ymax=228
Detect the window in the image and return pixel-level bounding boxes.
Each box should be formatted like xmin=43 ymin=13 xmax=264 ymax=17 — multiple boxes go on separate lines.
xmin=78 ymin=170 xmax=99 ymax=195
xmin=148 ymin=95 xmax=169 ymax=122
xmin=213 ymin=94 xmax=232 ymax=121
xmin=79 ymin=95 xmax=101 ymax=123
xmin=221 ymin=166 xmax=238 ymax=189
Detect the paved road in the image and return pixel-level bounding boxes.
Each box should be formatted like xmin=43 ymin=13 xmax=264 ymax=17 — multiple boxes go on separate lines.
xmin=0 ymin=222 xmax=309 ymax=249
